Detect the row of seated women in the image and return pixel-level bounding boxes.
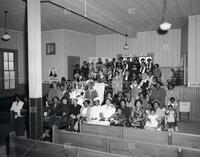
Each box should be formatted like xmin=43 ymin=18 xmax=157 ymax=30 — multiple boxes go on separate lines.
xmin=44 ymin=93 xmax=178 ymax=132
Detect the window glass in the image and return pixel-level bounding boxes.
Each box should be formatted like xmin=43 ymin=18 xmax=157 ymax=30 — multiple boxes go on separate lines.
xmin=9 ymin=62 xmax=14 ymax=70
xmin=3 ymin=52 xmax=8 ymax=61
xmin=9 ymin=53 xmax=13 ymax=61
xmin=4 ymin=62 xmax=8 ymax=70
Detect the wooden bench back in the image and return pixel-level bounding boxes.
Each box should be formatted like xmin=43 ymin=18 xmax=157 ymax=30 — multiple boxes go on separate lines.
xmin=53 ymin=126 xmax=200 ymax=157
xmin=81 ymin=123 xmax=200 ymax=149
xmin=81 ymin=123 xmax=123 ymax=138
xmin=10 ymin=136 xmax=128 ymax=157
xmin=55 ymin=129 xmax=109 ymax=152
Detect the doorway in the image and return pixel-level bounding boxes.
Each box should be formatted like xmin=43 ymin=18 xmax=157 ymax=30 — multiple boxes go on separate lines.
xmin=67 ymin=56 xmax=80 ymax=80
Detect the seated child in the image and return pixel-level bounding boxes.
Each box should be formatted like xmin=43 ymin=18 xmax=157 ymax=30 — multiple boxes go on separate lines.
xmin=109 ymin=108 xmax=127 ymax=126
xmin=165 ymin=105 xmax=176 ymax=131
xmin=145 ymin=109 xmax=158 ymax=130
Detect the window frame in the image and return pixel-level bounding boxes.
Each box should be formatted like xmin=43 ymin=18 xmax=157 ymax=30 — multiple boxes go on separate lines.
xmin=0 ymin=48 xmax=18 ymax=92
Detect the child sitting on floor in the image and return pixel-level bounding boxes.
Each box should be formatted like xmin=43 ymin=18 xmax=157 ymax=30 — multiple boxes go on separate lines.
xmin=145 ymin=109 xmax=158 ymax=130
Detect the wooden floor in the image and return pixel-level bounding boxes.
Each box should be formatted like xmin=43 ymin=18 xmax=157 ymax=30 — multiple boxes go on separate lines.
xmin=0 ymin=121 xmax=200 ymax=157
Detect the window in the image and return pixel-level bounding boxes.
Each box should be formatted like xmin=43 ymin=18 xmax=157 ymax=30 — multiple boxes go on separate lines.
xmin=3 ymin=52 xmax=15 ymax=89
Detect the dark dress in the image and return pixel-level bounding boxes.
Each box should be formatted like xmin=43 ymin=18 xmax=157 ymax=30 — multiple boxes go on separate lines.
xmin=130 ymin=108 xmax=146 ymax=129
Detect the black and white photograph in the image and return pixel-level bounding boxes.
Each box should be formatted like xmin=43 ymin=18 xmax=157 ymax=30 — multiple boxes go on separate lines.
xmin=1 ymin=0 xmax=200 ymax=157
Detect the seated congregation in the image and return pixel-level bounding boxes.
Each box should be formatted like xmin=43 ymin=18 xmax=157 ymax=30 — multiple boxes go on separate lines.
xmin=43 ymin=56 xmax=180 ymax=133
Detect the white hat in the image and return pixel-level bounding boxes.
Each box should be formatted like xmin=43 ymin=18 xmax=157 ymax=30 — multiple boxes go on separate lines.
xmin=94 ymin=97 xmax=100 ymax=102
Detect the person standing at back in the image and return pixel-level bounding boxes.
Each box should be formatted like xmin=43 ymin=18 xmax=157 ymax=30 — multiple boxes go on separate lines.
xmin=10 ymin=94 xmax=25 ymax=136
xmin=150 ymin=82 xmax=166 ymax=108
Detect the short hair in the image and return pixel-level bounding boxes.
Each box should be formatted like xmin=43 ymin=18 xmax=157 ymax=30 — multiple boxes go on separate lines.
xmin=119 ymin=56 xmax=123 ymax=60
xmin=75 ymin=64 xmax=79 ymax=67
xmin=83 ymin=99 xmax=91 ymax=105
xmin=152 ymin=100 xmax=161 ymax=106
xmin=120 ymin=99 xmax=126 ymax=104
xmin=134 ymin=99 xmax=142 ymax=107
xmin=150 ymin=108 xmax=155 ymax=112
xmin=15 ymin=94 xmax=20 ymax=98
xmin=52 ymin=96 xmax=59 ymax=101
xmin=170 ymin=97 xmax=175 ymax=102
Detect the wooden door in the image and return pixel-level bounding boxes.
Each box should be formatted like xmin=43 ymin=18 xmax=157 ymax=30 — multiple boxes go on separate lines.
xmin=67 ymin=56 xmax=80 ymax=80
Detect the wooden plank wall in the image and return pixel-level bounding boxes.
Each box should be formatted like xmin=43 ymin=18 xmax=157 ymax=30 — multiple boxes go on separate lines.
xmin=96 ymin=29 xmax=181 ymax=67
xmin=177 ymin=86 xmax=200 ymax=121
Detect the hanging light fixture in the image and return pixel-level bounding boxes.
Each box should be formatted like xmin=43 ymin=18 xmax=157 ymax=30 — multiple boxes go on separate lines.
xmin=160 ymin=0 xmax=171 ymax=31
xmin=123 ymin=34 xmax=128 ymax=50
xmin=1 ymin=11 xmax=11 ymax=41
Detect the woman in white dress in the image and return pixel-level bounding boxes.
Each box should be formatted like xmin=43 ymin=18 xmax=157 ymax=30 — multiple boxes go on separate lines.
xmin=99 ymin=97 xmax=116 ymax=122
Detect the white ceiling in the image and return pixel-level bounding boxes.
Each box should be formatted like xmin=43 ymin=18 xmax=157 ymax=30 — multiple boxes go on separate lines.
xmin=0 ymin=0 xmax=200 ymax=37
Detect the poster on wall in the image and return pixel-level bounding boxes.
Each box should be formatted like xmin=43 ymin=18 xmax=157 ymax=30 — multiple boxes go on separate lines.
xmin=49 ymin=67 xmax=58 ymax=83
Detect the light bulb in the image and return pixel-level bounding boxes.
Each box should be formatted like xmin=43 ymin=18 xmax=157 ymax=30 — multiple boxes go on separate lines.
xmin=1 ymin=33 xmax=11 ymax=41
xmin=123 ymin=43 xmax=128 ymax=50
xmin=160 ymin=21 xmax=172 ymax=31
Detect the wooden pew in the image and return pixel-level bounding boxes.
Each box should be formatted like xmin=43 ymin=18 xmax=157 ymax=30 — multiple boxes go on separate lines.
xmin=53 ymin=126 xmax=200 ymax=157
xmin=109 ymin=138 xmax=178 ymax=157
xmin=172 ymin=132 xmax=200 ymax=149
xmin=80 ymin=123 xmax=123 ymax=138
xmin=81 ymin=123 xmax=200 ymax=149
xmin=123 ymin=127 xmax=169 ymax=145
xmin=10 ymin=135 xmax=128 ymax=157
xmin=109 ymin=138 xmax=200 ymax=157
xmin=53 ymin=126 xmax=109 ymax=152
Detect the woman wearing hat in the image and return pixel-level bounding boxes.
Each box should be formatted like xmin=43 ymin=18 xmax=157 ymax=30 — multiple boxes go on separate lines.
xmin=89 ymin=97 xmax=101 ymax=122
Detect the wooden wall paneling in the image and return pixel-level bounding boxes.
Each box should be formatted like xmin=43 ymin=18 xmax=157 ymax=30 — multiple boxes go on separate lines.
xmin=96 ymin=29 xmax=181 ymax=67
xmin=0 ymin=29 xmax=25 ymax=84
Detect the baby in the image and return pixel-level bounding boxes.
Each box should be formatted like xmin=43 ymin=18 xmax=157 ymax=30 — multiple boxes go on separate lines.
xmin=145 ymin=109 xmax=158 ymax=130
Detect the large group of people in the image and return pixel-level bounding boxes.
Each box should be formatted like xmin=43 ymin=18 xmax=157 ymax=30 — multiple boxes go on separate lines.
xmin=43 ymin=56 xmax=180 ymax=132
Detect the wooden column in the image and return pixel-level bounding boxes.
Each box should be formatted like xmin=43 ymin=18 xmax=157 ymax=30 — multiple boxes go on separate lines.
xmin=27 ymin=0 xmax=43 ymax=139
xmin=188 ymin=15 xmax=200 ymax=87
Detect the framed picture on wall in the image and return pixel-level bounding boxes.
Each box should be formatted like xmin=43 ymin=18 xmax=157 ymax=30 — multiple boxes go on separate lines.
xmin=46 ymin=43 xmax=56 ymax=55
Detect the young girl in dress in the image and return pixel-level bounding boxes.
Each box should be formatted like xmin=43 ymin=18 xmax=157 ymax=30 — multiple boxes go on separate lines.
xmin=166 ymin=97 xmax=178 ymax=131
xmin=145 ymin=109 xmax=158 ymax=130
xmin=165 ymin=105 xmax=176 ymax=131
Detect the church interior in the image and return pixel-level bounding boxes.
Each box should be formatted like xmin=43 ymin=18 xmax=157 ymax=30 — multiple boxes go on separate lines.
xmin=0 ymin=0 xmax=200 ymax=156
